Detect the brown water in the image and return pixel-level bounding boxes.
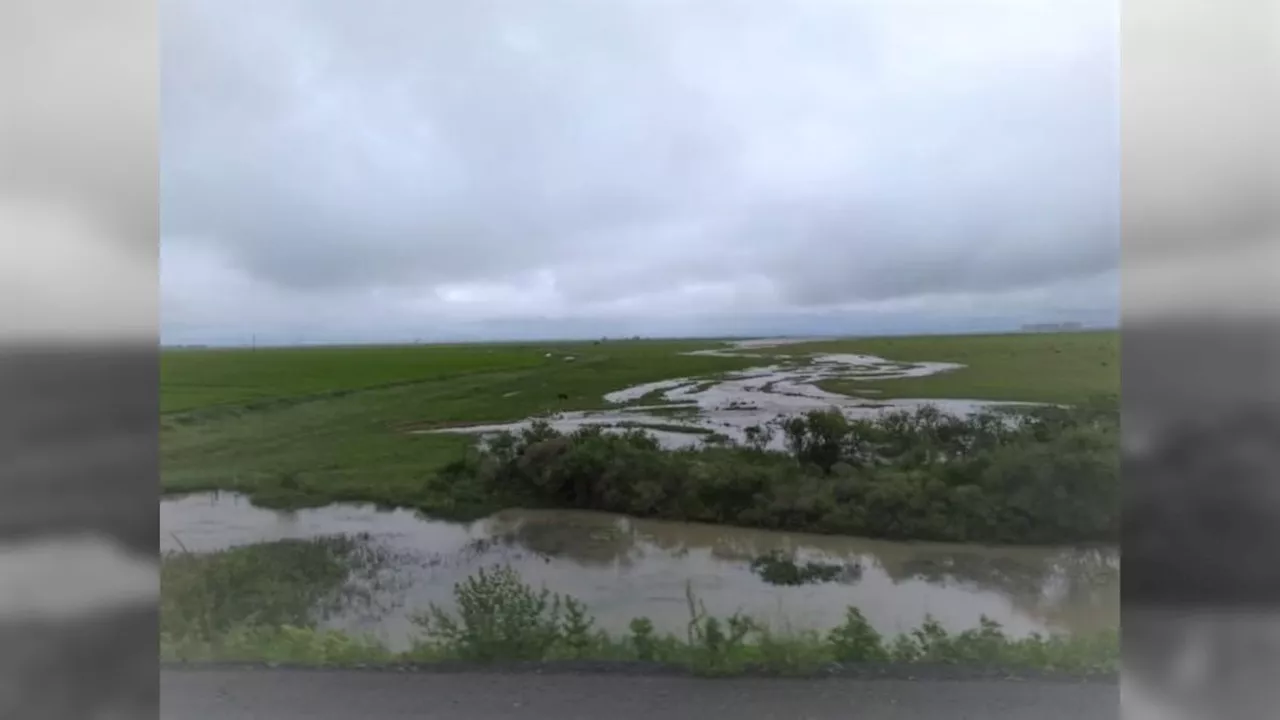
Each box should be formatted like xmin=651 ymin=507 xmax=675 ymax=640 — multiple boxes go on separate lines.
xmin=162 ymin=492 xmax=1118 ymax=652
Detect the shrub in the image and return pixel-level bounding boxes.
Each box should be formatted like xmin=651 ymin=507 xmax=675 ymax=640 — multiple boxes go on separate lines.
xmin=828 ymin=607 xmax=889 ymax=662
xmin=412 ymin=565 xmax=567 ymax=661
xmin=437 ymin=404 xmax=1119 ymax=545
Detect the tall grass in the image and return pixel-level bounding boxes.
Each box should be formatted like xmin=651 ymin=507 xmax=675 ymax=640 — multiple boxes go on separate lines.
xmin=161 ymin=534 xmax=405 ymax=659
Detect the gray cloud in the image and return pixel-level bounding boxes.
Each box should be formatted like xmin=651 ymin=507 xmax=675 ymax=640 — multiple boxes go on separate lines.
xmin=2 ymin=0 xmax=156 ymax=341
xmin=162 ymin=0 xmax=1118 ymax=342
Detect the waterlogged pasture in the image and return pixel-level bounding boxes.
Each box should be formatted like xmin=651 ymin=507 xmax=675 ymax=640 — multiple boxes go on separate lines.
xmin=160 ymin=332 xmax=1120 ymax=671
xmin=161 ymin=332 xmax=1117 ymax=516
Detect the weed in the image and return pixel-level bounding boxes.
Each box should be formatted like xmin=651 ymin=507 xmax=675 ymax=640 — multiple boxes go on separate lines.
xmin=628 ymin=617 xmax=657 ymax=661
xmin=412 ymin=565 xmax=567 ymax=662
xmin=828 ymin=608 xmax=889 ymax=662
xmin=160 ymin=535 xmax=403 ymax=660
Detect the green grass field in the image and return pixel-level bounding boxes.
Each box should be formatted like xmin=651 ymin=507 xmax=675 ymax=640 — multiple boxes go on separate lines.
xmin=161 ymin=339 xmax=764 ymax=507
xmin=160 ymin=345 xmax=549 ymax=413
xmin=161 ymin=331 xmax=1118 ymax=510
xmin=790 ymin=331 xmax=1118 ymax=406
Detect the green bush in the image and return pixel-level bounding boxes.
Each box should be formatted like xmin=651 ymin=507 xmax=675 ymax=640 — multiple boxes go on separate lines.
xmin=412 ymin=565 xmax=569 ymax=661
xmin=828 ymin=607 xmax=889 ymax=662
xmin=439 ymin=404 xmax=1119 ymax=545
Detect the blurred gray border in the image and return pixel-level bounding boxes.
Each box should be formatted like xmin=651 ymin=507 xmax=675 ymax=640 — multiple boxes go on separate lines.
xmin=1121 ymin=0 xmax=1280 ymax=718
xmin=0 ymin=0 xmax=158 ymax=718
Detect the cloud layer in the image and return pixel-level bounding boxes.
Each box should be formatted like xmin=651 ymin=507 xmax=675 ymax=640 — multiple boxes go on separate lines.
xmin=162 ymin=0 xmax=1118 ymax=343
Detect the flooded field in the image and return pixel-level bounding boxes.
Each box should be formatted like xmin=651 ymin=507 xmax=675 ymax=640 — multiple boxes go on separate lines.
xmin=415 ymin=338 xmax=1040 ymax=449
xmin=162 ymin=491 xmax=1119 ymax=653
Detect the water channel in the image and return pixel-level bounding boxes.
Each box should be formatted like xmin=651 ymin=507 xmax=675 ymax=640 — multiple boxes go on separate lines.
xmin=162 ymin=491 xmax=1119 ymax=652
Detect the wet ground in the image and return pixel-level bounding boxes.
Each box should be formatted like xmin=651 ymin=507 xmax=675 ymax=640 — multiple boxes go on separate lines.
xmin=162 ymin=492 xmax=1119 ymax=651
xmin=413 ymin=338 xmax=1038 ymax=449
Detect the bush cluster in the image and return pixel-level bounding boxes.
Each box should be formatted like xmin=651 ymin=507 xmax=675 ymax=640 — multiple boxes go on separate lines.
xmin=432 ymin=403 xmax=1119 ymax=544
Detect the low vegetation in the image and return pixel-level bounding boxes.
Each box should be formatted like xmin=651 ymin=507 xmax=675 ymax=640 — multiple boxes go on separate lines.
xmin=161 ymin=535 xmax=406 ymax=645
xmin=162 ymin=556 xmax=1118 ymax=676
xmin=431 ymin=402 xmax=1119 ymax=545
xmin=161 ymin=339 xmax=760 ymax=415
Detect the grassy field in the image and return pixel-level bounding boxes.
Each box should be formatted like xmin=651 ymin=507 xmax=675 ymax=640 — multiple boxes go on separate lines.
xmin=783 ymin=331 xmax=1118 ymax=406
xmin=160 ymin=344 xmax=551 ymax=413
xmin=161 ymin=331 xmax=1118 ymax=511
xmin=161 ymin=339 xmax=764 ymax=507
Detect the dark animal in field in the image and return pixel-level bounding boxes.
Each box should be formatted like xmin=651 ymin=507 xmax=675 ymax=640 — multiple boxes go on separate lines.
xmin=557 ymin=393 xmax=569 ymax=401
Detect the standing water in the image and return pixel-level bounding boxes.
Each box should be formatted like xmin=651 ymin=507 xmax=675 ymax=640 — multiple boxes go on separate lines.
xmin=162 ymin=491 xmax=1119 ymax=653
xmin=413 ymin=338 xmax=1041 ymax=449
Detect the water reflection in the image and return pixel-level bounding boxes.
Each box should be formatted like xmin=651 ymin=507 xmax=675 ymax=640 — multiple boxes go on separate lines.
xmin=161 ymin=492 xmax=1119 ymax=651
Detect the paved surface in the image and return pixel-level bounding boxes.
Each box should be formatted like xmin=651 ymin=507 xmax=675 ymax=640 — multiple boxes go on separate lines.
xmin=162 ymin=669 xmax=1118 ymax=720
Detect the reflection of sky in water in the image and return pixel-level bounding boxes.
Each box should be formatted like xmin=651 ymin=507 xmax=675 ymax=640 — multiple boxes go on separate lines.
xmin=162 ymin=492 xmax=1119 ymax=652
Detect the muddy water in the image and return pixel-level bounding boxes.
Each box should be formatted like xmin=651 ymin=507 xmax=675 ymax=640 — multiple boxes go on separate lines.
xmin=416 ymin=338 xmax=1040 ymax=449
xmin=162 ymin=492 xmax=1119 ymax=652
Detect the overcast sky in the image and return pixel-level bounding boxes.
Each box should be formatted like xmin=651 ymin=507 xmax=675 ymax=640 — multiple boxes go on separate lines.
xmin=161 ymin=0 xmax=1118 ymax=345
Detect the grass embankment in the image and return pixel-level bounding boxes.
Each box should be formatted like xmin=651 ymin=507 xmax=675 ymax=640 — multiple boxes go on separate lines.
xmin=161 ymin=542 xmax=1118 ymax=676
xmin=161 ymin=332 xmax=1119 ymax=542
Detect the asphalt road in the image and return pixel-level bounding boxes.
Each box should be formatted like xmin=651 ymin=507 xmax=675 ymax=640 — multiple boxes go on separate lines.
xmin=161 ymin=669 xmax=1119 ymax=720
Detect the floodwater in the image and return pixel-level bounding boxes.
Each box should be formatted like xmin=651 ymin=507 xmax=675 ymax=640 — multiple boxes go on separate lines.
xmin=415 ymin=338 xmax=1040 ymax=449
xmin=162 ymin=491 xmax=1119 ymax=653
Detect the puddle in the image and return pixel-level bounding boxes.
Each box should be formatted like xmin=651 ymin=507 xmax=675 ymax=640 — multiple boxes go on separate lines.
xmin=415 ymin=338 xmax=1038 ymax=449
xmin=162 ymin=492 xmax=1119 ymax=652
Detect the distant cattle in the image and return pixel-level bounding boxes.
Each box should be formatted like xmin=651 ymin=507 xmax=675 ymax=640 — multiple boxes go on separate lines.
xmin=557 ymin=393 xmax=569 ymax=401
